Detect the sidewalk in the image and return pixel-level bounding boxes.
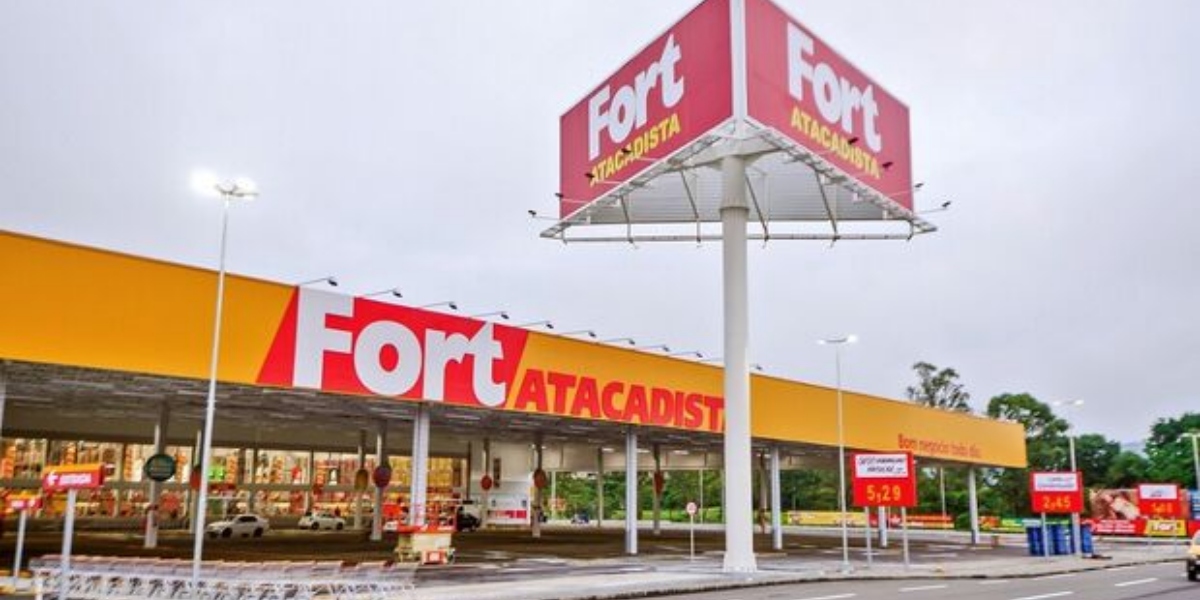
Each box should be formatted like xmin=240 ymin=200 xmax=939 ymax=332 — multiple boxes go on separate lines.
xmin=412 ymin=543 xmax=1186 ymax=600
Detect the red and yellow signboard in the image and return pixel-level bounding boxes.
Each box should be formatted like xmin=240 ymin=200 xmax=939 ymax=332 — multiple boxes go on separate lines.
xmin=0 ymin=230 xmax=1029 ymax=468
xmin=851 ymin=452 xmax=916 ymax=508
xmin=8 ymin=493 xmax=42 ymax=511
xmin=1029 ymin=472 xmax=1083 ymax=514
xmin=558 ymin=0 xmax=733 ymax=219
xmin=1137 ymin=483 xmax=1182 ymax=518
xmin=41 ymin=463 xmax=106 ymax=492
xmin=744 ymin=0 xmax=913 ymax=210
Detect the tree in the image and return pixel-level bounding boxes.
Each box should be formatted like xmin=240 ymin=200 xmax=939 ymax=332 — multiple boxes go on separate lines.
xmin=1072 ymin=433 xmax=1121 ymax=488
xmin=1105 ymin=451 xmax=1149 ymax=488
xmin=984 ymin=393 xmax=1069 ymax=515
xmin=1143 ymin=412 xmax=1200 ymax=489
xmin=906 ymin=362 xmax=972 ymax=412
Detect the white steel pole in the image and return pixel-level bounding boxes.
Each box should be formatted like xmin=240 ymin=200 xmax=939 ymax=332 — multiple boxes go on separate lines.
xmin=410 ymin=404 xmax=430 ymax=527
xmin=835 ymin=345 xmax=849 ymax=573
xmin=968 ymin=468 xmax=980 ymax=545
xmin=61 ymin=489 xmax=78 ymax=600
xmin=1069 ymin=434 xmax=1082 ymax=556
xmin=863 ymin=506 xmax=873 ymax=566
xmin=770 ymin=446 xmax=782 ymax=550
xmin=720 ymin=152 xmax=756 ymax=573
xmin=625 ymin=429 xmax=638 ymax=555
xmin=192 ymin=194 xmax=232 ymax=588
xmin=13 ymin=509 xmax=27 ymax=591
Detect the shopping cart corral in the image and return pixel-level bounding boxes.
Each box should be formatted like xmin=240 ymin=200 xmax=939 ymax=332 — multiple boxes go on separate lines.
xmin=29 ymin=555 xmax=416 ymax=600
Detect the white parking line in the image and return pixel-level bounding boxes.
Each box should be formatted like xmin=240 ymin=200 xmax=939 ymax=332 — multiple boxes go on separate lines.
xmin=791 ymin=594 xmax=856 ymax=600
xmin=1009 ymin=592 xmax=1073 ymax=600
xmin=1114 ymin=577 xmax=1157 ymax=587
xmin=900 ymin=584 xmax=948 ymax=592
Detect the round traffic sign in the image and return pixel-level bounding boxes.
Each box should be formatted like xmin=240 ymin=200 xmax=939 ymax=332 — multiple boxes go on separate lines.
xmin=685 ymin=501 xmax=698 ymax=516
xmin=372 ymin=465 xmax=392 ymax=489
xmin=480 ymin=474 xmax=494 ymax=491
xmin=143 ymin=453 xmax=177 ymax=483
xmin=532 ymin=469 xmax=548 ymax=489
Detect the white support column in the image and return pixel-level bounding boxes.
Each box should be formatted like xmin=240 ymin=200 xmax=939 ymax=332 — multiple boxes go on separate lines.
xmin=113 ymin=444 xmax=127 ymax=517
xmin=596 ymin=447 xmax=605 ymax=527
xmin=304 ymin=449 xmax=315 ymax=514
xmin=625 ymin=429 xmax=638 ymax=555
xmin=355 ymin=430 xmax=366 ymax=530
xmin=465 ymin=441 xmax=473 ymax=502
xmin=720 ymin=152 xmax=756 ymax=573
xmin=770 ymin=446 xmax=783 ymax=550
xmin=248 ymin=446 xmax=259 ymax=512
xmin=144 ymin=402 xmax=169 ymax=548
xmin=532 ymin=434 xmax=544 ymax=538
xmin=968 ymin=468 xmax=980 ymax=545
xmin=652 ymin=444 xmax=662 ymax=537
xmin=370 ymin=422 xmax=387 ymax=541
xmin=481 ymin=438 xmax=491 ymax=528
xmin=410 ymin=404 xmax=430 ymax=526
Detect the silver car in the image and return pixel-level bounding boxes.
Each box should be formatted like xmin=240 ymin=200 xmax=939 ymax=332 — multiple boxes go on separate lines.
xmin=206 ymin=514 xmax=269 ymax=539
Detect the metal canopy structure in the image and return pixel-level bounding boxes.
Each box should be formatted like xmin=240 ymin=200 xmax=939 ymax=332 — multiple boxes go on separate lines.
xmin=543 ymin=126 xmax=935 ymax=243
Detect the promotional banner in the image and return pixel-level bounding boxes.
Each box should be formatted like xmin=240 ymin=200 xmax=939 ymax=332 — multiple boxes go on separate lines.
xmin=1028 ymin=472 xmax=1083 ymax=514
xmin=744 ymin=0 xmax=913 ymax=210
xmin=41 ymin=463 xmax=106 ymax=492
xmin=851 ymin=452 xmax=916 ymax=507
xmin=558 ymin=0 xmax=733 ymax=219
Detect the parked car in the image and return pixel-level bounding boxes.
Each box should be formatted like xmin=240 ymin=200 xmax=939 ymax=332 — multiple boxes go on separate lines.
xmin=206 ymin=514 xmax=269 ymax=539
xmin=1187 ymin=530 xmax=1200 ymax=581
xmin=455 ymin=509 xmax=480 ymax=532
xmin=299 ymin=510 xmax=346 ymax=531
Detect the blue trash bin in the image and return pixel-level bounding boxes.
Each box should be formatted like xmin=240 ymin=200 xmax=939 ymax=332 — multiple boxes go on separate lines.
xmin=1026 ymin=525 xmax=1044 ymax=556
xmin=1079 ymin=523 xmax=1094 ymax=555
xmin=1048 ymin=524 xmax=1069 ymax=555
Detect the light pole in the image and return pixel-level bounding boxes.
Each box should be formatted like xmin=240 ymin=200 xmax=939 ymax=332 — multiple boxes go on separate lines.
xmin=190 ymin=171 xmax=257 ymax=589
xmin=1052 ymin=399 xmax=1085 ymax=557
xmin=1187 ymin=432 xmax=1200 ymax=494
xmin=818 ymin=334 xmax=857 ymax=573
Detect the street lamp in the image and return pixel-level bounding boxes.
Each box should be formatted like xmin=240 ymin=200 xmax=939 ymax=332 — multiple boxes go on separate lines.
xmin=471 ymin=311 xmax=510 ymax=320
xmin=602 ymin=337 xmax=637 ymax=346
xmin=298 ymin=276 xmax=338 ymax=287
xmin=420 ymin=301 xmax=458 ymax=311
xmin=190 ymin=171 xmax=257 ymax=587
xmin=1052 ymin=399 xmax=1085 ymax=557
xmin=364 ymin=288 xmax=403 ymax=299
xmin=517 ymin=320 xmax=554 ymax=330
xmin=559 ymin=329 xmax=597 ymax=339
xmin=818 ymin=334 xmax=856 ymax=573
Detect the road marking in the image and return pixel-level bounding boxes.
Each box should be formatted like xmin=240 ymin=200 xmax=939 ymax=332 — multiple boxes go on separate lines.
xmin=900 ymin=584 xmax=948 ymax=592
xmin=979 ymin=580 xmax=1010 ymax=585
xmin=1114 ymin=578 xmax=1157 ymax=587
xmin=791 ymin=594 xmax=856 ymax=600
xmin=1031 ymin=573 xmax=1076 ymax=580
xmin=919 ymin=552 xmax=959 ymax=558
xmin=1009 ymin=592 xmax=1073 ymax=600
xmin=1106 ymin=566 xmax=1134 ymax=572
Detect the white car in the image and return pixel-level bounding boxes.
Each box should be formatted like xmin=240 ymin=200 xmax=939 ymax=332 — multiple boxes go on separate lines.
xmin=299 ymin=511 xmax=346 ymax=531
xmin=206 ymin=514 xmax=269 ymax=539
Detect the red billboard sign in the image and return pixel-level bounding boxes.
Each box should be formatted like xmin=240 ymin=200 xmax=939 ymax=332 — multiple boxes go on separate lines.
xmin=8 ymin=494 xmax=41 ymax=511
xmin=41 ymin=463 xmax=106 ymax=492
xmin=851 ymin=452 xmax=916 ymax=508
xmin=1029 ymin=471 xmax=1083 ymax=514
xmin=1137 ymin=483 xmax=1182 ymax=518
xmin=744 ymin=0 xmax=913 ymax=211
xmin=558 ymin=0 xmax=733 ymax=219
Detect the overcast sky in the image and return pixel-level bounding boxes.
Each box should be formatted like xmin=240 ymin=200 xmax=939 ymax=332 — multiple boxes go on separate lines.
xmin=3 ymin=1 xmax=1197 ymax=444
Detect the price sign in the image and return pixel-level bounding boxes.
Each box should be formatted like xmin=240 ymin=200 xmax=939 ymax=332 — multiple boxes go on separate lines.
xmin=1029 ymin=471 xmax=1083 ymax=514
xmin=8 ymin=494 xmax=41 ymax=511
xmin=1137 ymin=483 xmax=1181 ymax=518
xmin=851 ymin=453 xmax=916 ymax=508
